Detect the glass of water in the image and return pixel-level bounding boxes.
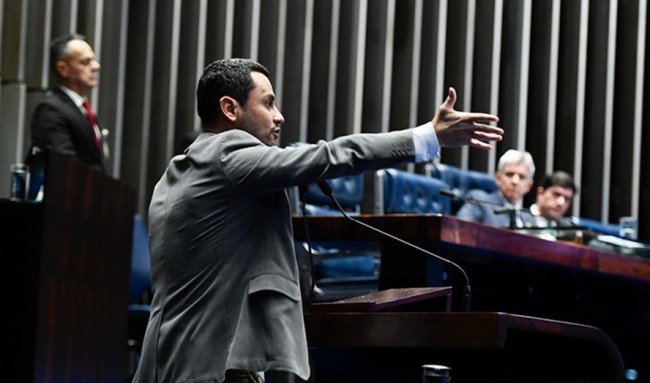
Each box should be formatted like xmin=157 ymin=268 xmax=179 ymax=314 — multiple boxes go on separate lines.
xmin=619 ymin=216 xmax=638 ymax=240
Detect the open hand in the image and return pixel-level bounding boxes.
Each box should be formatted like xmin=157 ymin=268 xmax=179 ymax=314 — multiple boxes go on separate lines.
xmin=432 ymin=87 xmax=503 ymax=150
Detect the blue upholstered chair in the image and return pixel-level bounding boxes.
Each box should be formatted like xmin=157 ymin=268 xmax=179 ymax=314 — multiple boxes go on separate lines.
xmin=128 ymin=214 xmax=151 ymax=378
xmin=426 ymin=163 xmax=497 ymax=214
xmin=302 ymin=174 xmax=364 ymax=216
xmin=374 ymin=168 xmax=452 ymax=215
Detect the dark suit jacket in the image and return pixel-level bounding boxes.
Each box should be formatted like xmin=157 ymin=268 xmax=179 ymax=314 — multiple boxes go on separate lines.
xmin=30 ymin=87 xmax=105 ymax=172
xmin=134 ymin=128 xmax=419 ymax=383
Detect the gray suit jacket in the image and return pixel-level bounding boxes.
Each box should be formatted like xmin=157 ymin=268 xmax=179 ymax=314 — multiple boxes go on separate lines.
xmin=134 ymin=128 xmax=417 ymax=383
xmin=456 ymin=189 xmax=536 ymax=228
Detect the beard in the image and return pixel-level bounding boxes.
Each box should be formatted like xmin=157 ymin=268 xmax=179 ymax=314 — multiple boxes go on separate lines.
xmin=236 ymin=112 xmax=276 ymax=147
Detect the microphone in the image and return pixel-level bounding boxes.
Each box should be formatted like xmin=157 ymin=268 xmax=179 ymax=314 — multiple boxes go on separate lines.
xmin=494 ymin=206 xmax=516 ymax=215
xmin=317 ymin=180 xmax=472 ymax=312
xmin=439 ymin=189 xmax=461 ymax=199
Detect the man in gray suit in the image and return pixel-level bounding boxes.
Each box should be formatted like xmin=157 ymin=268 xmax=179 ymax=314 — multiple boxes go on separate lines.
xmin=133 ymin=58 xmax=503 ymax=383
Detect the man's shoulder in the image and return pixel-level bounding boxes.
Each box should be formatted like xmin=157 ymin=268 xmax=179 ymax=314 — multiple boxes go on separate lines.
xmin=35 ymin=88 xmax=74 ymax=109
xmin=465 ymin=188 xmax=498 ymax=201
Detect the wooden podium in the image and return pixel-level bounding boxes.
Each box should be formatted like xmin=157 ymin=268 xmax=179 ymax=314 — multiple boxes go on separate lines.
xmin=1 ymin=151 xmax=136 ymax=382
xmin=305 ymin=288 xmax=625 ymax=382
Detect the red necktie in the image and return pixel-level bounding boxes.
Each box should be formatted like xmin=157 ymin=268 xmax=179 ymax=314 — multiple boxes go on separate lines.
xmin=82 ymin=100 xmax=101 ymax=149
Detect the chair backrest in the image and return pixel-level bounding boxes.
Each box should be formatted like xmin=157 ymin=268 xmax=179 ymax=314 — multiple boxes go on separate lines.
xmin=462 ymin=169 xmax=498 ymax=194
xmin=427 ymin=163 xmax=497 ymax=195
xmin=129 ymin=214 xmax=151 ymax=303
xmin=374 ymin=168 xmax=451 ymax=215
xmin=426 ymin=163 xmax=497 ymax=214
xmin=302 ymin=174 xmax=365 ymax=216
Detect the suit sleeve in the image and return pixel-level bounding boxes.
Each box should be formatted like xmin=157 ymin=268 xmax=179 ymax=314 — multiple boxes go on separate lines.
xmin=215 ymin=129 xmax=417 ymax=194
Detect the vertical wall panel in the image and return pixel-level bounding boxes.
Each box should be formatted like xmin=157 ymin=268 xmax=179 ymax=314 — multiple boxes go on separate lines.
xmin=150 ymin=0 xmax=181 ymax=176
xmin=361 ymin=0 xmax=390 ymax=135
xmin=298 ymin=0 xmax=314 ymax=140
xmin=205 ymin=0 xmax=235 ymax=62
xmin=442 ymin=0 xmax=470 ymax=167
xmin=95 ymin=0 xmax=128 ymax=176
xmin=279 ymin=0 xmax=307 ymax=144
xmin=258 ymin=0 xmax=285 ymax=107
xmin=467 ymin=0 xmax=502 ymax=173
xmin=632 ymin=0 xmax=646 ymax=217
xmin=333 ymin=0 xmax=362 ymax=138
xmin=499 ymin=1 xmax=527 ymax=154
xmin=601 ymin=0 xmax=618 ymax=223
xmin=390 ymin=0 xmax=417 ymax=136
xmin=325 ymin=0 xmax=340 ymax=140
xmin=525 ymin=0 xmax=552 ymax=179
xmin=307 ymin=0 xmax=333 ymax=141
xmin=175 ymin=0 xmax=207 ymax=153
xmin=417 ymin=0 xmax=446 ymax=133
xmin=122 ymin=0 xmax=156 ymax=212
xmin=611 ymin=0 xmax=643 ymax=222
xmin=0 ymin=0 xmax=28 ymax=190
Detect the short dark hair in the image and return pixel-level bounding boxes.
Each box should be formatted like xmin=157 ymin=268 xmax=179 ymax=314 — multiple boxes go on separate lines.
xmin=196 ymin=58 xmax=270 ymax=128
xmin=540 ymin=171 xmax=578 ymax=194
xmin=50 ymin=33 xmax=88 ymax=74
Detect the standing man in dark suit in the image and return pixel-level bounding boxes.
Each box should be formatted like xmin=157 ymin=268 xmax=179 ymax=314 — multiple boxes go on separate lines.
xmin=29 ymin=33 xmax=106 ymax=173
xmin=132 ymin=58 xmax=504 ymax=383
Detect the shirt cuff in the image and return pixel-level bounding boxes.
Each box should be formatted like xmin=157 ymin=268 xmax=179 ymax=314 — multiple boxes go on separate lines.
xmin=413 ymin=122 xmax=440 ymax=163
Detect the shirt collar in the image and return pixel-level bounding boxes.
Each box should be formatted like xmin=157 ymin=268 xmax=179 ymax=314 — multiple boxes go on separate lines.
xmin=57 ymin=85 xmax=86 ymax=108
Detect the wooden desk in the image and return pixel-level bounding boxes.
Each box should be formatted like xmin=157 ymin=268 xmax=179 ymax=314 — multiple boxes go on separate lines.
xmin=292 ymin=214 xmax=650 ymax=282
xmin=294 ymin=214 xmax=650 ymax=382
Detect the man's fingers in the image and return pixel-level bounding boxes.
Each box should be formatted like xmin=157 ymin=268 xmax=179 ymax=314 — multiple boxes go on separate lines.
xmin=469 ymin=138 xmax=494 ymax=151
xmin=443 ymin=87 xmax=457 ymax=109
xmin=473 ymin=127 xmax=504 ymax=141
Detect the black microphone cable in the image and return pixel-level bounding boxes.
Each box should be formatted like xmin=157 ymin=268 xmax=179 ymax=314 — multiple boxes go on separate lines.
xmin=318 ymin=180 xmax=472 ymax=312
xmin=298 ymin=185 xmax=318 ymax=311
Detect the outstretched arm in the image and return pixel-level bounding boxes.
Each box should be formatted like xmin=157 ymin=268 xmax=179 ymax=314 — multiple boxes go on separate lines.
xmin=432 ymin=87 xmax=503 ymax=150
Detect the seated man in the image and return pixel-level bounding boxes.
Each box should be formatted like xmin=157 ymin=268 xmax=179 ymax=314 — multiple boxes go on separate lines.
xmin=530 ymin=170 xmax=578 ymax=228
xmin=456 ymin=149 xmax=536 ymax=228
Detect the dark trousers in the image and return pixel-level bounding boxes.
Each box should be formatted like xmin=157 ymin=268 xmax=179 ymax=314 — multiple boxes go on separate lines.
xmin=224 ymin=370 xmax=264 ymax=383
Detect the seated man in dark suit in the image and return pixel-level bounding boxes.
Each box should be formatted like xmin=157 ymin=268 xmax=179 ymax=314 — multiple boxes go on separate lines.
xmin=456 ymin=149 xmax=536 ymax=228
xmin=529 ymin=170 xmax=578 ymax=228
xmin=28 ymin=33 xmax=106 ymax=173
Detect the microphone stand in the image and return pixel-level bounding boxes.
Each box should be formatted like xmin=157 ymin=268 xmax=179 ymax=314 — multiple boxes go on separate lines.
xmin=318 ymin=181 xmax=472 ymax=312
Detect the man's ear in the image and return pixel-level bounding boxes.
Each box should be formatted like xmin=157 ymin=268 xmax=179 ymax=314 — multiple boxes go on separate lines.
xmin=219 ymin=96 xmax=239 ymax=123
xmin=55 ymin=60 xmax=69 ymax=78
